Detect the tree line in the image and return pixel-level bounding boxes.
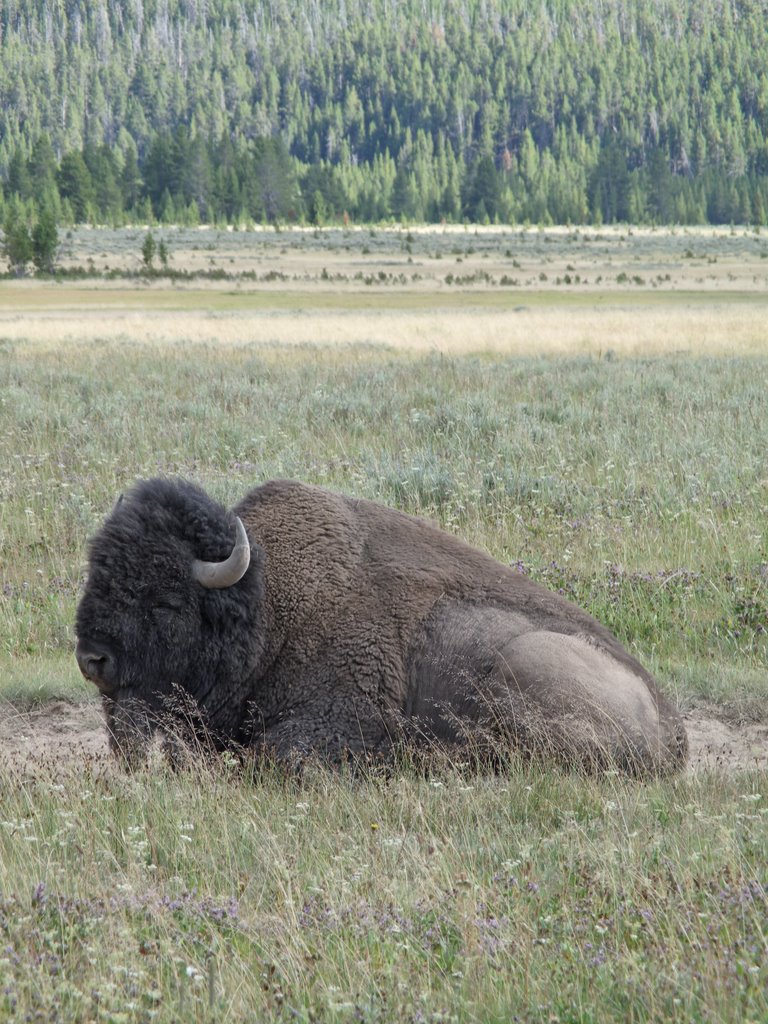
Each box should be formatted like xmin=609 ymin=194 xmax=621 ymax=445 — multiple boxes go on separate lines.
xmin=2 ymin=0 xmax=768 ymax=235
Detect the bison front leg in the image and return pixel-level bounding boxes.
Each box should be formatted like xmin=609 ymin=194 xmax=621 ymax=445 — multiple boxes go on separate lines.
xmin=249 ymin=694 xmax=399 ymax=769
xmin=102 ymin=693 xmax=156 ymax=768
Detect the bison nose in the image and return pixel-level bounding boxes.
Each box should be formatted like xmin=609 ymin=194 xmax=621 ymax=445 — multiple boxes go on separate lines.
xmin=75 ymin=641 xmax=116 ymax=691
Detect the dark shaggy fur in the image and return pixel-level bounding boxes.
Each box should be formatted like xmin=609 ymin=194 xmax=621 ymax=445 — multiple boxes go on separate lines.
xmin=76 ymin=478 xmax=688 ymax=774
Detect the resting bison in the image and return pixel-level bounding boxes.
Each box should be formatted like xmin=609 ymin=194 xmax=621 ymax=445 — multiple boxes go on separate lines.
xmin=75 ymin=477 xmax=687 ymax=774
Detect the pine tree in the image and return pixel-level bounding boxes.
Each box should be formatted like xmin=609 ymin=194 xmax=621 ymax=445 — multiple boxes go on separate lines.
xmin=1 ymin=210 xmax=33 ymax=275
xmin=29 ymin=135 xmax=58 ymax=195
xmin=1 ymin=0 xmax=768 ymax=228
xmin=31 ymin=209 xmax=59 ymax=274
xmin=465 ymin=156 xmax=501 ymax=222
xmin=6 ymin=148 xmax=32 ymax=199
xmin=121 ymin=144 xmax=143 ymax=213
xmin=57 ymin=152 xmax=94 ymax=223
xmin=589 ymin=141 xmax=630 ymax=222
xmin=141 ymin=231 xmax=156 ymax=270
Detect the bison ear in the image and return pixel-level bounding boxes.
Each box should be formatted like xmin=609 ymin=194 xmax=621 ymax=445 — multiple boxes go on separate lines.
xmin=192 ymin=516 xmax=251 ymax=589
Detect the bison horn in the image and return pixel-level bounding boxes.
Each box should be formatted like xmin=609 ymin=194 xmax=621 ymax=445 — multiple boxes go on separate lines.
xmin=192 ymin=517 xmax=251 ymax=589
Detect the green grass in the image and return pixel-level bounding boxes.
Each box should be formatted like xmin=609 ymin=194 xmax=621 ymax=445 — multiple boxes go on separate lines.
xmin=2 ymin=284 xmax=766 ymax=313
xmin=0 ymin=654 xmax=88 ymax=705
xmin=0 ymin=760 xmax=765 ymax=1022
xmin=1 ymin=328 xmax=767 ymax=1021
xmin=1 ymin=340 xmax=766 ymax=710
xmin=8 ymin=222 xmax=768 ymax=304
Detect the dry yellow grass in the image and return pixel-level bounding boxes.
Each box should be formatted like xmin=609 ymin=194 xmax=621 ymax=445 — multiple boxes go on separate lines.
xmin=2 ymin=224 xmax=767 ymax=356
xmin=1 ymin=297 xmax=766 ymax=357
xmin=48 ymin=223 xmax=768 ymax=289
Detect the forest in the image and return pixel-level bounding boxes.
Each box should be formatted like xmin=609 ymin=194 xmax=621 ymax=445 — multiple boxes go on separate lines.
xmin=1 ymin=0 xmax=768 ymax=228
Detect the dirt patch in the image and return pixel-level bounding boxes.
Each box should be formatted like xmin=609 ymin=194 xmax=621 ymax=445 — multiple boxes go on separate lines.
xmin=0 ymin=700 xmax=109 ymax=774
xmin=0 ymin=701 xmax=765 ymax=775
xmin=684 ymin=710 xmax=768 ymax=773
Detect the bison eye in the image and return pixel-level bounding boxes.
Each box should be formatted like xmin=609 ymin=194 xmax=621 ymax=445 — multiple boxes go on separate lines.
xmin=152 ymin=593 xmax=187 ymax=613
xmin=151 ymin=604 xmax=187 ymax=640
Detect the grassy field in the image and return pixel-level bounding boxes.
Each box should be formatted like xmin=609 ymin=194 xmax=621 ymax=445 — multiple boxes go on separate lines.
xmin=43 ymin=222 xmax=768 ymax=290
xmin=0 ymin=758 xmax=765 ymax=1022
xmin=0 ymin=227 xmax=766 ymax=1021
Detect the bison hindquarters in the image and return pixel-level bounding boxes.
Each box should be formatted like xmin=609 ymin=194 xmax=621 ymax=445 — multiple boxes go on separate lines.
xmin=407 ymin=605 xmax=687 ymax=775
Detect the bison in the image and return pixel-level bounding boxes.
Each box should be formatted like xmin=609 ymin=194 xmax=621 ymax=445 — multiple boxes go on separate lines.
xmin=75 ymin=477 xmax=688 ymax=774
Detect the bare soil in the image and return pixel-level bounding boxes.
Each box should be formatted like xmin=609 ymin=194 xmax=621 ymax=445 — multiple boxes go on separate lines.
xmin=0 ymin=701 xmax=765 ymax=775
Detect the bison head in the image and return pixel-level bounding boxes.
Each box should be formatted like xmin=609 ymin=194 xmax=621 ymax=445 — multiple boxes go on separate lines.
xmin=75 ymin=478 xmax=265 ymax=760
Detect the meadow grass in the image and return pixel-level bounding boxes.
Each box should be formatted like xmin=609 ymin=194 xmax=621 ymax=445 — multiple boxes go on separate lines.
xmin=42 ymin=222 xmax=768 ymax=287
xmin=1 ymin=339 xmax=765 ymax=710
xmin=0 ymin=756 xmax=765 ymax=1022
xmin=0 ymin=273 xmax=767 ymax=1020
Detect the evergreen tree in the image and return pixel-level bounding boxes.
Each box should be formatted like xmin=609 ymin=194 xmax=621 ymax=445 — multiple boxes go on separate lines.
xmin=1 ymin=211 xmax=33 ymax=275
xmin=57 ymin=152 xmax=94 ymax=223
xmin=1 ymin=0 xmax=768 ymax=227
xmin=85 ymin=145 xmax=123 ymax=222
xmin=6 ymin=149 xmax=32 ymax=199
xmin=31 ymin=209 xmax=60 ymax=274
xmin=141 ymin=231 xmax=156 ymax=270
xmin=302 ymin=164 xmax=347 ymax=222
xmin=121 ymin=144 xmax=143 ymax=212
xmin=390 ymin=164 xmax=421 ymax=221
xmin=645 ymin=148 xmax=676 ymax=223
xmin=251 ymin=137 xmax=298 ymax=222
xmin=29 ymin=135 xmax=58 ymax=195
xmin=464 ymin=156 xmax=501 ymax=222
xmin=589 ymin=141 xmax=630 ymax=222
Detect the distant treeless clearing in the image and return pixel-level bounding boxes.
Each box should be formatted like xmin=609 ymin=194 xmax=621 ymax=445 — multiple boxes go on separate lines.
xmin=2 ymin=224 xmax=767 ymax=355
xmin=1 ymin=285 xmax=766 ymax=357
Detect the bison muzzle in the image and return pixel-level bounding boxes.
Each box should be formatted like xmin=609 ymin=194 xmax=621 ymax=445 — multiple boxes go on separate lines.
xmin=75 ymin=477 xmax=688 ymax=774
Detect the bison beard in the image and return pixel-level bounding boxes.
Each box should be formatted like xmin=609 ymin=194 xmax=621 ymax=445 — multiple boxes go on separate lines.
xmin=75 ymin=477 xmax=688 ymax=774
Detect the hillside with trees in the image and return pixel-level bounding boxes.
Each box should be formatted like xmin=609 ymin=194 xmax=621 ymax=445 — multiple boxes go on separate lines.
xmin=1 ymin=0 xmax=768 ymax=229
